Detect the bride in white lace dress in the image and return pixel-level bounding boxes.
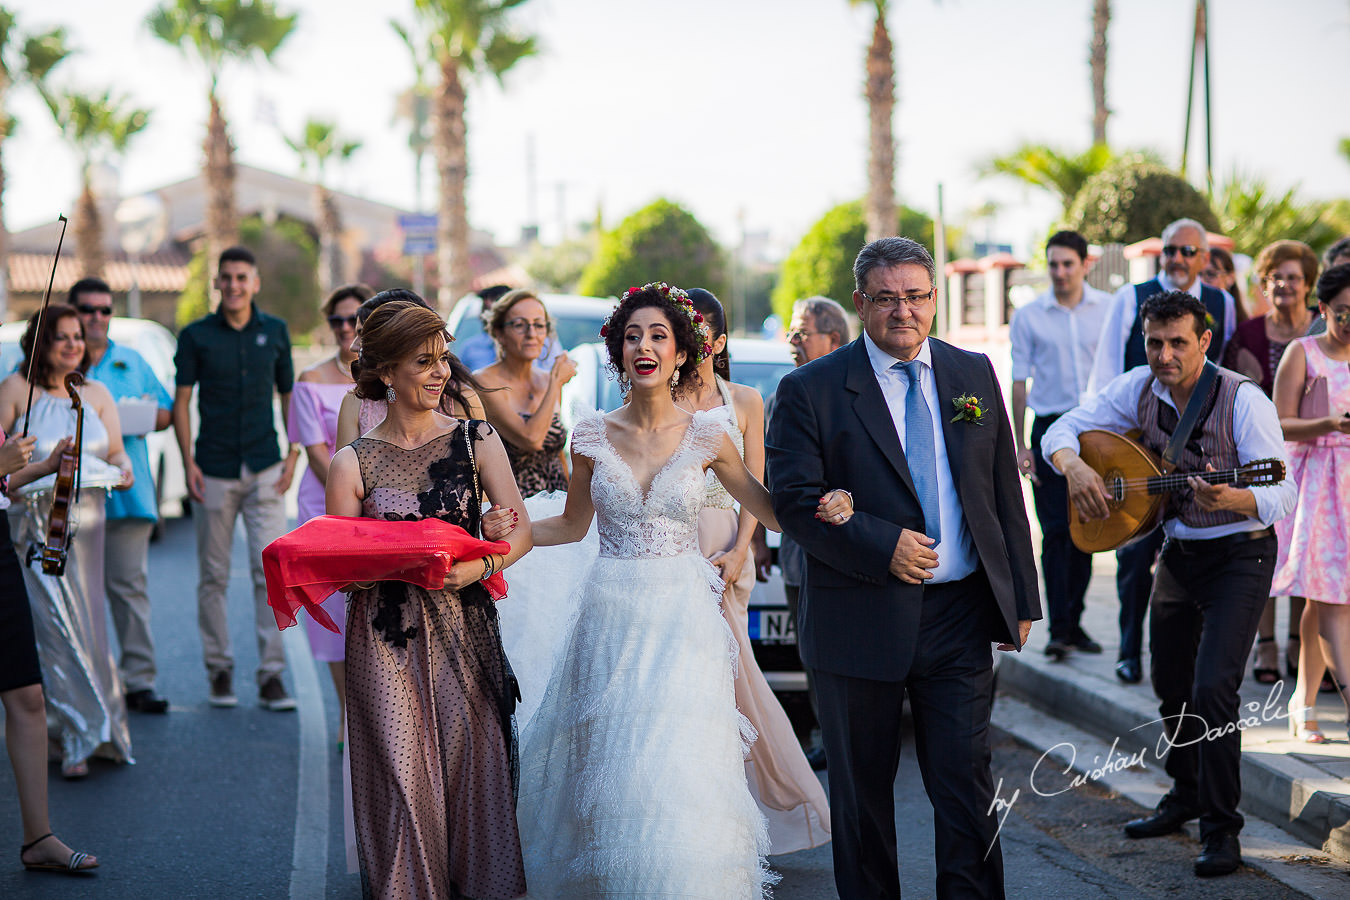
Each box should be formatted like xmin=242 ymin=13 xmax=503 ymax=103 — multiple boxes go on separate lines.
xmin=517 ymin=285 xmax=853 ymax=897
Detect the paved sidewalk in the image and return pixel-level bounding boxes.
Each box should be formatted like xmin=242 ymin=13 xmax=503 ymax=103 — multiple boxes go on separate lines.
xmin=997 ymin=548 xmax=1350 ymax=865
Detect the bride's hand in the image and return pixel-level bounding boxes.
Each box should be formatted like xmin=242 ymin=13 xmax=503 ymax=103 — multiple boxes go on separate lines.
xmin=443 ymin=558 xmax=488 ymax=592
xmin=481 ymin=504 xmax=518 ymax=541
xmin=707 ymin=545 xmax=748 ymax=583
xmin=816 ymin=489 xmax=853 ymax=525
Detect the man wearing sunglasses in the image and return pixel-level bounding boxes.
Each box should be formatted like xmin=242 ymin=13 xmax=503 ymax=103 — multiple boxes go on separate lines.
xmin=72 ymin=278 xmax=174 ymax=715
xmin=1087 ymin=218 xmax=1237 ymax=686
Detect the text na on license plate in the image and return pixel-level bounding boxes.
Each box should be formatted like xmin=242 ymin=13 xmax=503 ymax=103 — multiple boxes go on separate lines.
xmin=747 ymin=608 xmax=796 ymax=644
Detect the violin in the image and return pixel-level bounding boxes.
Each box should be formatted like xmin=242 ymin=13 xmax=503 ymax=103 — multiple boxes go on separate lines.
xmin=20 ymin=214 xmax=82 ymax=577
xmin=26 ymin=373 xmax=84 ymax=576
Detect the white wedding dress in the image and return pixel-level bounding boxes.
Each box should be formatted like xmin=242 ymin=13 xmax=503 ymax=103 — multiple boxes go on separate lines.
xmin=517 ymin=409 xmax=774 ymax=898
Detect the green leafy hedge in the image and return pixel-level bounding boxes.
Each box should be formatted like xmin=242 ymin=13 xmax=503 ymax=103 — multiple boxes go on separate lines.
xmin=576 ymin=199 xmax=725 ymax=299
xmin=1064 ymin=156 xmax=1219 ymax=245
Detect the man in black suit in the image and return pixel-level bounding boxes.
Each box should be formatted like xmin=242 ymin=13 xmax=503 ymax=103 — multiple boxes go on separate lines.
xmin=767 ymin=237 xmax=1040 ymax=899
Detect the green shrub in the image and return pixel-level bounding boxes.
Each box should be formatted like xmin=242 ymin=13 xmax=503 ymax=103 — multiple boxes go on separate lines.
xmin=576 ymin=199 xmax=725 ymax=299
xmin=1064 ymin=156 xmax=1219 ymax=244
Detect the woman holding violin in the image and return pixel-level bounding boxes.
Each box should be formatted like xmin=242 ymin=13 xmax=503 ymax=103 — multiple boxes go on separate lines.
xmin=0 ymin=304 xmax=135 ymax=779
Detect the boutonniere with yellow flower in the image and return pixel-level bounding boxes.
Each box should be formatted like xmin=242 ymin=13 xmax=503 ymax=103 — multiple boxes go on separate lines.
xmin=950 ymin=393 xmax=985 ymax=425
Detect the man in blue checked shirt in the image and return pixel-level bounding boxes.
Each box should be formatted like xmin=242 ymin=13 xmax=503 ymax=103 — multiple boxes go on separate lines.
xmin=73 ymin=278 xmax=173 ymax=714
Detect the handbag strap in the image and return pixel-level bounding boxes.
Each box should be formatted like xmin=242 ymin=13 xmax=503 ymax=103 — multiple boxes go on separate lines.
xmin=463 ymin=420 xmax=482 ymax=537
xmin=1162 ymin=360 xmax=1219 ymax=471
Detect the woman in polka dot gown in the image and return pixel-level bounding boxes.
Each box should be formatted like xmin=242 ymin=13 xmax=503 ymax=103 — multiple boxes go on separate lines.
xmin=328 ymin=301 xmax=531 ymax=900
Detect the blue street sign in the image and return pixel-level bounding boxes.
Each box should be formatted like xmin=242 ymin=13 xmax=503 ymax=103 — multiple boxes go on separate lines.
xmin=399 ymin=213 xmax=437 ymax=256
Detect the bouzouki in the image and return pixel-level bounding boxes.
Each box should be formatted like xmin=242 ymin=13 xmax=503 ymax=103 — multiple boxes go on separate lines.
xmin=1068 ymin=430 xmax=1286 ymax=553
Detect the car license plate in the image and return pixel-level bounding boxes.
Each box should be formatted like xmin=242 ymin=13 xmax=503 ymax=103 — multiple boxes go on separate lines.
xmin=749 ymin=609 xmax=796 ymax=644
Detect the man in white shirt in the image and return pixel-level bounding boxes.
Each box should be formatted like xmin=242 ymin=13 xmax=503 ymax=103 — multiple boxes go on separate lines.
xmin=1088 ymin=218 xmax=1237 ymax=683
xmin=1044 ymin=291 xmax=1293 ymax=879
xmin=1010 ymin=231 xmax=1111 ymax=661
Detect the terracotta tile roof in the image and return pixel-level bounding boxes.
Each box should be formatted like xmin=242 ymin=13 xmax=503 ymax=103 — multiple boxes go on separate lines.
xmin=7 ymin=248 xmax=190 ymax=294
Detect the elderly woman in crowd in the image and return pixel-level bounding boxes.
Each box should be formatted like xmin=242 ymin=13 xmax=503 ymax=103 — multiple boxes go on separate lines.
xmin=1272 ymin=263 xmax=1350 ymax=742
xmin=1223 ymin=240 xmax=1320 ymax=686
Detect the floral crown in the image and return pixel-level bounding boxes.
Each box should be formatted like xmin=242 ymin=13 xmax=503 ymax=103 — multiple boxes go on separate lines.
xmin=598 ymin=282 xmax=712 ymax=363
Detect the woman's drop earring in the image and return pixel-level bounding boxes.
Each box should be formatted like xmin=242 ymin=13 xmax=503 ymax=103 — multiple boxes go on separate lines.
xmin=385 ymin=385 xmax=396 ymax=404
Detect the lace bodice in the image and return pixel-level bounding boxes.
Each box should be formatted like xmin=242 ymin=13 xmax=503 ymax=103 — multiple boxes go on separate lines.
xmin=700 ymin=377 xmax=744 ymax=510
xmin=571 ymin=409 xmax=728 ymax=559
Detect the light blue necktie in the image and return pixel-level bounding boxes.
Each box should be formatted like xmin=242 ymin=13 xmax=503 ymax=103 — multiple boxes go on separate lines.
xmin=893 ymin=360 xmax=942 ymax=544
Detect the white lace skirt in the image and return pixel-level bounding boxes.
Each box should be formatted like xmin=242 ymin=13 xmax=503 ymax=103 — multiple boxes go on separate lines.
xmin=517 ymin=552 xmax=774 ymax=898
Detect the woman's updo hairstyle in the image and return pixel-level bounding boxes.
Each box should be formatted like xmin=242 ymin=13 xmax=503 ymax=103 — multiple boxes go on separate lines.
xmin=353 ymin=301 xmax=453 ymax=401
xmin=685 ymin=288 xmax=730 ymax=381
xmin=599 ymin=282 xmax=710 ymax=392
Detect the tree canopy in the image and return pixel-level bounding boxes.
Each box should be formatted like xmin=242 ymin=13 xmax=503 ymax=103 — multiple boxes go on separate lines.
xmin=1064 ymin=156 xmax=1219 ymax=245
xmin=576 ymin=199 xmax=725 ymax=300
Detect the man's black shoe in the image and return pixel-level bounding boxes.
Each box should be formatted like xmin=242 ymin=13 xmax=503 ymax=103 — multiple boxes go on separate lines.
xmin=1194 ymin=833 xmax=1242 ymax=877
xmin=1124 ymin=797 xmax=1198 ymax=839
xmin=1044 ymin=639 xmax=1071 ymax=662
xmin=1068 ymin=630 xmax=1103 ymax=654
xmin=805 ymin=746 xmax=827 ymax=771
xmin=125 ymin=689 xmax=169 ymax=714
xmin=1115 ymin=658 xmax=1142 ymax=684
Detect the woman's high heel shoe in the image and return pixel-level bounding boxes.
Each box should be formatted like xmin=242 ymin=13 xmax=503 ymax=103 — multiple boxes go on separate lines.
xmin=1288 ymin=704 xmax=1326 ymax=744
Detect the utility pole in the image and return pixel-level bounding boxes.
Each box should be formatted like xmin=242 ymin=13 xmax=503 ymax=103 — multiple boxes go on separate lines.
xmin=1180 ymin=0 xmax=1213 ymax=195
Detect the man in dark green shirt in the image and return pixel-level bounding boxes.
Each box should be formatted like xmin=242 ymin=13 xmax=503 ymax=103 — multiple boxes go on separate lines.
xmin=173 ymin=246 xmax=300 ymax=712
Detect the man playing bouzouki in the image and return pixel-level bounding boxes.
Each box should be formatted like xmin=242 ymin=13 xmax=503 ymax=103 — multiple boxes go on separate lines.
xmin=1042 ymin=291 xmax=1295 ymax=880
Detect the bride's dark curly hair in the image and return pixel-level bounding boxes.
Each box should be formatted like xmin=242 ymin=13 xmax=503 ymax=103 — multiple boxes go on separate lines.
xmin=600 ymin=284 xmax=706 ymax=392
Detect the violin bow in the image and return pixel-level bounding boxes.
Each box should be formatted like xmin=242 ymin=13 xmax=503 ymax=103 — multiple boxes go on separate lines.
xmin=21 ymin=214 xmax=69 ymax=438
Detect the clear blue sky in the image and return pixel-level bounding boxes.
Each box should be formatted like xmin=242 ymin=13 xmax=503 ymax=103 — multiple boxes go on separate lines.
xmin=8 ymin=0 xmax=1349 ymax=258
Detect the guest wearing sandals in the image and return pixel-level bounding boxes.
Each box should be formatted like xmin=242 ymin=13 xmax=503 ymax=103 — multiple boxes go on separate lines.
xmin=473 ymin=289 xmax=577 ymax=498
xmin=335 ymin=290 xmax=485 ymax=450
xmin=287 ymin=283 xmax=373 ymax=740
xmin=1272 ymin=263 xmax=1350 ymax=743
xmin=677 ymin=288 xmax=832 ymax=854
xmin=2 ymin=426 xmax=99 ymax=875
xmin=1224 ymin=241 xmax=1320 ymax=687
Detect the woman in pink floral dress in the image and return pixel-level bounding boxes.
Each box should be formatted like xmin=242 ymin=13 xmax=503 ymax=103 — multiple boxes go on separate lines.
xmin=1272 ymin=263 xmax=1350 ymax=742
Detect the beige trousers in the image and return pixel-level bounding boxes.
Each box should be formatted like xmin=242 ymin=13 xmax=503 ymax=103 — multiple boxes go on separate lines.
xmin=194 ymin=462 xmax=288 ymax=682
xmin=104 ymin=518 xmax=158 ymax=692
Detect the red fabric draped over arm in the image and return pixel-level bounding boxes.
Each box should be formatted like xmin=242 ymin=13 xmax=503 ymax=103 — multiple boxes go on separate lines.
xmin=263 ymin=515 xmax=511 ymax=633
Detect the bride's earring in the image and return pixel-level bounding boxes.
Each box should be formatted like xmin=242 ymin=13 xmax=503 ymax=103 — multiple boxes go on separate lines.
xmin=385 ymin=384 xmax=396 ymax=404
xmin=668 ymin=367 xmax=681 ymax=398
xmin=617 ymin=370 xmax=631 ymax=397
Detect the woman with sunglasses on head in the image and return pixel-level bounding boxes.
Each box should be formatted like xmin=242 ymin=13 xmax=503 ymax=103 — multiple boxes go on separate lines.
xmin=1223 ymin=241 xmax=1321 ymax=690
xmin=0 ymin=305 xmax=135 ymax=780
xmin=676 ymin=288 xmax=831 ymax=854
xmin=285 ymin=283 xmax=373 ymax=740
xmin=1271 ymin=263 xmax=1350 ymax=743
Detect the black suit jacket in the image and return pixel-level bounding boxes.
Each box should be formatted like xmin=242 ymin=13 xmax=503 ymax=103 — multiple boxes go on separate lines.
xmin=766 ymin=336 xmax=1041 ymax=681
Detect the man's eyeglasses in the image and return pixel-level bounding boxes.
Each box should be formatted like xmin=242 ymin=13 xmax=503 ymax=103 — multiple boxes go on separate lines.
xmin=505 ymin=319 xmax=549 ymax=334
xmin=1161 ymin=245 xmax=1202 ymax=258
xmin=786 ymin=330 xmax=826 ymax=343
xmin=859 ymin=289 xmax=935 ymax=311
xmin=76 ymin=304 xmax=114 ymax=317
xmin=327 ymin=315 xmax=359 ymax=329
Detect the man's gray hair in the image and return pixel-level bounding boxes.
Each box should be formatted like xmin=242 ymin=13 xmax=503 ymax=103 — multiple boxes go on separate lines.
xmin=792 ymin=296 xmax=849 ymax=342
xmin=854 ymin=237 xmax=936 ymax=292
xmin=1161 ymin=218 xmax=1210 ymax=249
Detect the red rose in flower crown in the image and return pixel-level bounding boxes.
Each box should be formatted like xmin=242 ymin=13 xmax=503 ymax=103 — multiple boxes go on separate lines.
xmin=599 ymin=281 xmax=712 ymax=364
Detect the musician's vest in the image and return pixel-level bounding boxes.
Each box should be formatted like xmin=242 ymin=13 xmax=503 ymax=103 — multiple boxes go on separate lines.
xmin=1136 ymin=367 xmax=1249 ymax=529
xmin=1123 ymin=280 xmax=1227 ymax=371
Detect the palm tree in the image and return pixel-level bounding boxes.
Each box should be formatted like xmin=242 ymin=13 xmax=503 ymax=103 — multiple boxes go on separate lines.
xmin=0 ymin=7 xmax=70 ymax=316
xmin=147 ymin=0 xmax=296 ymax=275
xmin=978 ymin=143 xmax=1159 ymax=217
xmin=44 ymin=89 xmax=151 ymax=279
xmin=410 ymin=0 xmax=536 ymax=312
xmin=850 ymin=0 xmax=896 ymax=241
xmin=284 ymin=118 xmax=360 ymax=294
xmin=391 ymin=19 xmax=434 ymax=215
xmin=1090 ymin=0 xmax=1110 ymax=146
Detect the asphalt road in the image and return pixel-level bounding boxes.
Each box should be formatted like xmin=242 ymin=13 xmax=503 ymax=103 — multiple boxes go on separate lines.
xmin=0 ymin=514 xmax=1312 ymax=899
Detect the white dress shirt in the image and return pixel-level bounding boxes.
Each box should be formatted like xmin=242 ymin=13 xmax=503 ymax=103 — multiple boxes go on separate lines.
xmin=1009 ymin=286 xmax=1112 ymax=415
xmin=1041 ymin=366 xmax=1296 ymax=540
xmin=863 ymin=332 xmax=977 ymax=583
xmin=1086 ymin=274 xmax=1237 ymax=396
